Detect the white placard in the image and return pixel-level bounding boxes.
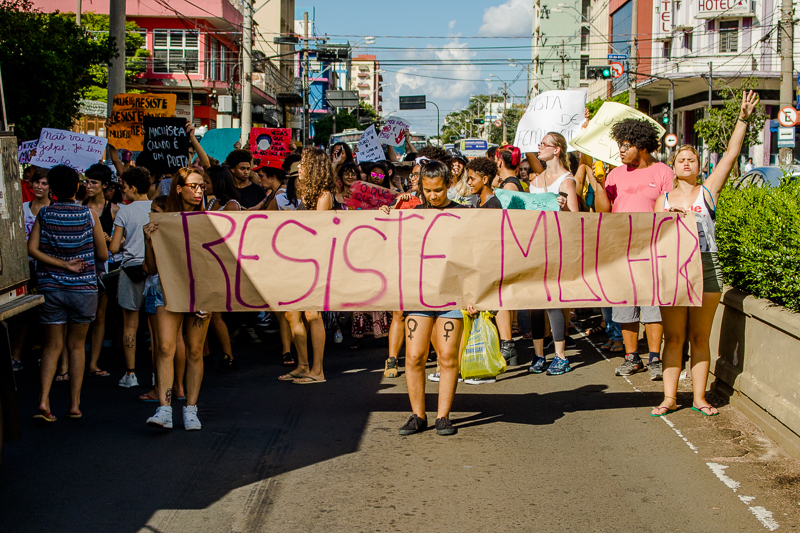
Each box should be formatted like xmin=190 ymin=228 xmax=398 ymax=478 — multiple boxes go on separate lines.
xmin=18 ymin=140 xmax=38 ymax=165
xmin=30 ymin=128 xmax=108 ymax=173
xmin=355 ymin=125 xmax=385 ymax=163
xmin=377 ymin=117 xmax=411 ymax=147
xmin=513 ymin=89 xmax=588 ymax=153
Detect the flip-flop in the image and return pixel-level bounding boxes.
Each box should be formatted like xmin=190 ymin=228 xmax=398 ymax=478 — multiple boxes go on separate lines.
xmin=66 ymin=412 xmax=83 ymax=419
xmin=33 ymin=411 xmax=57 ymax=422
xmin=138 ymin=392 xmax=159 ymax=403
xmin=605 ymin=343 xmax=625 ymax=353
xmin=278 ymin=372 xmax=305 ymax=381
xmin=293 ymin=376 xmax=326 ymax=384
xmin=281 ymin=353 xmax=296 ymax=366
xmin=584 ymin=326 xmax=605 ymax=336
xmin=650 ymin=406 xmax=677 ymax=417
xmin=692 ymin=405 xmax=719 ymax=417
xmin=54 ymin=372 xmax=69 ymax=382
xmin=89 ymin=370 xmax=110 ymax=377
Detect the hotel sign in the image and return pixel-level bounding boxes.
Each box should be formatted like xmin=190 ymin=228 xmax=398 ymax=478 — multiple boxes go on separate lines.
xmin=696 ymin=0 xmax=752 ymax=17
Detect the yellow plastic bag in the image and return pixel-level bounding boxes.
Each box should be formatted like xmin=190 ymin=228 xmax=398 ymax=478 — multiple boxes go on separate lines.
xmin=460 ymin=311 xmax=506 ymax=379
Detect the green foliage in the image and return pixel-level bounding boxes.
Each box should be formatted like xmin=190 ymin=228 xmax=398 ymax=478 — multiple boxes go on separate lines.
xmin=443 ymin=93 xmax=504 ymax=142
xmin=66 ymin=12 xmax=150 ymax=102
xmin=694 ymin=78 xmax=766 ymax=154
xmin=0 ymin=0 xmax=114 ymax=139
xmin=717 ymin=179 xmax=800 ymax=313
xmin=586 ymin=91 xmax=630 ymax=118
xmin=312 ymin=104 xmax=376 ymax=145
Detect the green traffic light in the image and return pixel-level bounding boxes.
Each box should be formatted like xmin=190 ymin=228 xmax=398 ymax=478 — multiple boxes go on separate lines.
xmin=602 ymin=68 xmax=611 ymax=77
xmin=662 ymin=115 xmax=669 ymax=124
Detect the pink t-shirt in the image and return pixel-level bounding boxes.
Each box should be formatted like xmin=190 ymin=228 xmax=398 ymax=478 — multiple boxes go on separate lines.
xmin=604 ymin=162 xmax=673 ymax=213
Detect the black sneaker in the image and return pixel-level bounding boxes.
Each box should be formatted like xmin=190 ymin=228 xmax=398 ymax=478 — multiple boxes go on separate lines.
xmin=216 ymin=354 xmax=237 ymax=373
xmin=499 ymin=340 xmax=518 ymax=366
xmin=565 ymin=336 xmax=577 ymax=349
xmin=435 ymin=417 xmax=458 ymax=436
xmin=399 ymin=414 xmax=427 ymax=435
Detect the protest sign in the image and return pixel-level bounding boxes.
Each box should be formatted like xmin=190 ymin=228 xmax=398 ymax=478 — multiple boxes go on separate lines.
xmin=199 ymin=128 xmax=241 ymax=162
xmin=30 ymin=128 xmax=108 ymax=173
xmin=18 ymin=140 xmax=38 ymax=165
xmin=495 ymin=189 xmax=560 ymax=211
xmin=345 ymin=181 xmax=398 ymax=210
xmin=249 ymin=128 xmax=292 ymax=163
xmin=570 ymin=102 xmax=666 ymax=166
xmin=395 ymin=196 xmax=422 ymax=209
xmin=355 ymin=125 xmax=384 ymax=163
xmin=151 ymin=210 xmax=704 ymax=313
xmin=514 ymin=90 xmax=587 ymax=153
xmin=377 ymin=117 xmax=411 ymax=147
xmin=140 ymin=117 xmax=190 ymax=174
xmin=108 ymin=93 xmax=177 ymax=151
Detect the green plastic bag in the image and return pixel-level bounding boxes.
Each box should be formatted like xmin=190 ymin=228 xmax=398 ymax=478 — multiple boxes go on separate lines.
xmin=460 ymin=311 xmax=506 ymax=379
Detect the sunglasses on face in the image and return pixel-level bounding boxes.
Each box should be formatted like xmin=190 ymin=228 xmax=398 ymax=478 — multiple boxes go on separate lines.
xmin=370 ymin=172 xmax=385 ymax=179
xmin=184 ymin=182 xmax=205 ymax=191
xmin=538 ymin=141 xmax=556 ymax=148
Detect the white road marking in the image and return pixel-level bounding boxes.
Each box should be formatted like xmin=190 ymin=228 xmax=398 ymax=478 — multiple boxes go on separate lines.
xmin=748 ymin=506 xmax=780 ymax=531
xmin=707 ymin=463 xmax=741 ymax=491
xmin=343 ymin=368 xmax=367 ymax=373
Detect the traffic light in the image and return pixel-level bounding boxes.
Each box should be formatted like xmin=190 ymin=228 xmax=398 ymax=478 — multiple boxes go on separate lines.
xmin=473 ymin=118 xmax=485 ymax=125
xmin=661 ymin=110 xmax=670 ymax=125
xmin=587 ymin=66 xmax=613 ymax=79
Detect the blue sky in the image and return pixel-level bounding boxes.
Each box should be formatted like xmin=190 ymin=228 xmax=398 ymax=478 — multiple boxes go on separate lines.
xmin=301 ymin=0 xmax=537 ymax=137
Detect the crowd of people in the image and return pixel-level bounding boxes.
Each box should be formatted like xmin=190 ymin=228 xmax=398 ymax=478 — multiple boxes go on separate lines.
xmin=12 ymin=91 xmax=758 ymax=436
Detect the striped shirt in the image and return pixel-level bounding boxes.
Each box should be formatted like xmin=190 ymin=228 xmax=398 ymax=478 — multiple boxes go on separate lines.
xmin=36 ymin=203 xmax=97 ymax=293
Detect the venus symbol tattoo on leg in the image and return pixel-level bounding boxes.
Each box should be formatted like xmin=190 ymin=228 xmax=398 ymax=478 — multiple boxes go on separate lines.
xmin=165 ymin=388 xmax=172 ymax=405
xmin=407 ymin=318 xmax=418 ymax=340
xmin=443 ymin=321 xmax=455 ymax=341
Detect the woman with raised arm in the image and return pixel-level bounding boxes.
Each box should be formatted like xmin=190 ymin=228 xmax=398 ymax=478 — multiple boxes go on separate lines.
xmin=650 ymin=90 xmax=760 ymax=418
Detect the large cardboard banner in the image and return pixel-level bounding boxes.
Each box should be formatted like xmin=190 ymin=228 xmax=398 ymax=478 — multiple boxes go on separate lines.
xmin=30 ymin=128 xmax=108 ymax=172
xmin=570 ymin=102 xmax=666 ymax=166
xmin=108 ymin=93 xmax=177 ymax=151
xmin=151 ymin=210 xmax=704 ymax=313
xmin=514 ymin=89 xmax=587 ymax=153
xmin=249 ymin=128 xmax=292 ymax=163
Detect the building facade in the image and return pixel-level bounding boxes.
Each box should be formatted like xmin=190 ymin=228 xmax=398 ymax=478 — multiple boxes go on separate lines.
xmin=350 ymin=55 xmax=383 ymax=112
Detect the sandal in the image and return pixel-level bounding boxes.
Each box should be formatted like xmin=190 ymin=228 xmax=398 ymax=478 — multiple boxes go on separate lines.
xmin=89 ymin=369 xmax=110 ymax=377
xmin=33 ymin=410 xmax=57 ymax=422
xmin=584 ymin=326 xmax=605 ymax=336
xmin=692 ymin=405 xmax=719 ymax=417
xmin=281 ymin=353 xmax=296 ymax=366
xmin=651 ymin=396 xmax=678 ymax=417
xmin=511 ymin=325 xmax=521 ymax=336
xmin=55 ymin=372 xmax=69 ymax=382
xmin=278 ymin=371 xmax=305 ymax=381
xmin=605 ymin=342 xmax=624 ymax=353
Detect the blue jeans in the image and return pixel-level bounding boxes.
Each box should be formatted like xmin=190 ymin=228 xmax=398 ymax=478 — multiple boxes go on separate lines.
xmin=601 ymin=307 xmax=622 ymax=342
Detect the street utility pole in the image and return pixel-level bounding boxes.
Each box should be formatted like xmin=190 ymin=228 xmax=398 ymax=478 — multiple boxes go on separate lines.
xmin=76 ymin=0 xmax=81 ymax=25
xmin=628 ymin=0 xmax=638 ymax=108
xmin=303 ymin=11 xmax=310 ymax=146
xmin=503 ymin=82 xmax=508 ymax=144
xmin=779 ymin=0 xmax=795 ymax=166
xmin=240 ymin=0 xmax=253 ymax=146
xmin=106 ymin=0 xmax=126 ymax=118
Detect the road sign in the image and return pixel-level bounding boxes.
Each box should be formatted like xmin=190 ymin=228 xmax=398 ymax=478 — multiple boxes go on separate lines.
xmin=778 ymin=106 xmax=798 ymax=127
xmin=664 ymin=133 xmax=678 ymax=147
xmin=399 ymin=95 xmax=426 ymax=110
xmin=326 ymin=90 xmax=359 ymax=108
xmin=778 ymin=127 xmax=795 ymax=148
xmin=607 ymin=54 xmax=628 ymax=60
xmin=610 ymin=62 xmax=624 ymax=79
xmin=494 ymin=119 xmax=502 ymax=127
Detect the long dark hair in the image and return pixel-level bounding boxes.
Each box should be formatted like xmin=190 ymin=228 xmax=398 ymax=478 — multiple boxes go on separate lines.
xmin=331 ymin=142 xmax=353 ymax=164
xmin=285 ymin=172 xmax=299 ymax=207
xmin=418 ymin=160 xmax=450 ymax=208
xmin=208 ymin=165 xmax=241 ymax=206
xmin=166 ymin=167 xmax=205 ymax=212
xmin=368 ymin=161 xmax=393 ymax=189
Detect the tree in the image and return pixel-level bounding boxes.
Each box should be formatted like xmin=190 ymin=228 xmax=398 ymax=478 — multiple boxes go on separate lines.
xmin=0 ymin=0 xmax=114 ymax=140
xmin=489 ymin=105 xmax=525 ymax=145
xmin=694 ymin=78 xmax=766 ymax=156
xmin=586 ymin=91 xmax=630 ymax=118
xmin=312 ymin=103 xmax=378 ymax=145
xmin=71 ymin=12 xmax=150 ymax=102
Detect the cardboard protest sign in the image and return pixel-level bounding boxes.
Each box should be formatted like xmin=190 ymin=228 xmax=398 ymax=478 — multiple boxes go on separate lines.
xmin=249 ymin=128 xmax=292 ymax=164
xmin=355 ymin=125 xmax=384 ymax=163
xmin=199 ymin=128 xmax=241 ymax=162
xmin=140 ymin=117 xmax=190 ymax=174
xmin=495 ymin=189 xmax=560 ymax=211
xmin=108 ymin=93 xmax=177 ymax=151
xmin=345 ymin=181 xmax=398 ymax=210
xmin=151 ymin=210 xmax=704 ymax=313
xmin=30 ymin=128 xmax=108 ymax=173
xmin=514 ymin=90 xmax=587 ymax=153
xmin=377 ymin=117 xmax=411 ymax=147
xmin=18 ymin=140 xmax=38 ymax=165
xmin=570 ymin=102 xmax=666 ymax=166
xmin=395 ymin=196 xmax=422 ymax=209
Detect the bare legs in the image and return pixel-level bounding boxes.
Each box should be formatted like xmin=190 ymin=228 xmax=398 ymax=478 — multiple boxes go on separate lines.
xmin=404 ymin=316 xmax=463 ymax=420
xmin=655 ymin=293 xmax=721 ymax=415
xmin=621 ymin=322 xmax=663 ymax=355
xmin=210 ymin=312 xmax=233 ymax=359
xmin=154 ymin=309 xmax=209 ymax=406
xmin=38 ymin=323 xmax=91 ymax=416
xmin=121 ymin=308 xmax=139 ymax=373
xmin=87 ymin=291 xmax=108 ymax=373
xmin=284 ymin=310 xmax=325 ymax=382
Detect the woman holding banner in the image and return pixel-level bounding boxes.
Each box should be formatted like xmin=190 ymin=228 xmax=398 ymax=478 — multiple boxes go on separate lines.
xmin=278 ymin=148 xmax=333 ymax=385
xmin=650 ymin=90 xmax=759 ymax=418
xmin=143 ymin=168 xmax=212 ymax=430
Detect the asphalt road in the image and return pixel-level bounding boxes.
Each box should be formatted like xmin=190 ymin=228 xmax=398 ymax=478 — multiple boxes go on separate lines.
xmin=2 ymin=314 xmax=799 ymax=532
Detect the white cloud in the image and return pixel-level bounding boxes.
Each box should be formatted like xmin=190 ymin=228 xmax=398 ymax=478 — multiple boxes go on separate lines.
xmin=477 ymin=0 xmax=533 ymax=36
xmin=448 ymin=19 xmax=456 ymax=30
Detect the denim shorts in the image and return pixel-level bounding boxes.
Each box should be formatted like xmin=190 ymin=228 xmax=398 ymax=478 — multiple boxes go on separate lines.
xmin=144 ymin=280 xmax=166 ymax=314
xmin=405 ymin=309 xmax=463 ymax=319
xmin=39 ymin=290 xmax=98 ymax=325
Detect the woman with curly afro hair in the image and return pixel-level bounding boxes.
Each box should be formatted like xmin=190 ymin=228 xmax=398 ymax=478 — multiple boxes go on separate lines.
xmin=585 ymin=117 xmax=674 ymax=381
xmin=278 ymin=148 xmax=333 ymax=384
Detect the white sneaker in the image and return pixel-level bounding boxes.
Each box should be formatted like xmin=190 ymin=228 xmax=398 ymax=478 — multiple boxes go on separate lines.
xmin=427 ymin=371 xmax=440 ymax=382
xmin=463 ymin=376 xmax=497 ymax=385
xmin=333 ymin=329 xmax=343 ymax=343
xmin=183 ymin=405 xmax=202 ymax=430
xmin=119 ymin=373 xmax=139 ymax=388
xmin=147 ymin=406 xmax=173 ymax=429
